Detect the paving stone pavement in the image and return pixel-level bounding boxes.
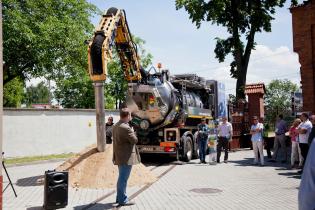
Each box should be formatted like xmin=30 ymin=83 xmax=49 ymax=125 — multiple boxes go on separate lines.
xmin=3 ymin=149 xmax=300 ymax=210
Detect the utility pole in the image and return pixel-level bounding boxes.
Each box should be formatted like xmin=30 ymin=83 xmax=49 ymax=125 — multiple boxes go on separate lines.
xmin=0 ymin=1 xmax=4 ymax=208
xmin=94 ymin=82 xmax=105 ymax=152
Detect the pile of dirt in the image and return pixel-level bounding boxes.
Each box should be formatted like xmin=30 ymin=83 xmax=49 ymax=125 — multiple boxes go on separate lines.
xmin=56 ymin=144 xmax=157 ymax=189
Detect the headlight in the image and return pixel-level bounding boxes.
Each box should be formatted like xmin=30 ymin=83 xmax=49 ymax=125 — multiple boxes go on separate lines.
xmin=140 ymin=120 xmax=150 ymax=130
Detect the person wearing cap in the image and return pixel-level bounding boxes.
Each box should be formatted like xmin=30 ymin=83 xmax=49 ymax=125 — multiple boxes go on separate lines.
xmin=197 ymin=117 xmax=210 ymax=164
xmin=112 ymin=108 xmax=140 ymax=206
xmin=217 ymin=116 xmax=233 ymax=163
xmin=250 ymin=116 xmax=264 ymax=166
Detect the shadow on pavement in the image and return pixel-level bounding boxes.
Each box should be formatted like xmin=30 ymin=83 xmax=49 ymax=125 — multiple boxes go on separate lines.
xmin=74 ymin=202 xmax=115 ymax=210
xmin=228 ymin=157 xmax=302 ymax=179
xmin=16 ymin=175 xmax=44 ymax=187
xmin=278 ymin=172 xmax=302 ymax=179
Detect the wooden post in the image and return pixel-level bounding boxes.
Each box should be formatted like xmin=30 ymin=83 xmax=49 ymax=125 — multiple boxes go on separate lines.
xmin=94 ymin=82 xmax=105 ymax=152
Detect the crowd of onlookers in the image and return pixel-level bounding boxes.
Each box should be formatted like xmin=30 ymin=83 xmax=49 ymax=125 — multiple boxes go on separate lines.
xmin=266 ymin=113 xmax=314 ymax=173
xmin=196 ymin=113 xmax=315 ymax=210
xmin=109 ymin=109 xmax=315 ymax=208
xmin=247 ymin=113 xmax=315 ymax=210
xmin=268 ymin=113 xmax=315 ymax=210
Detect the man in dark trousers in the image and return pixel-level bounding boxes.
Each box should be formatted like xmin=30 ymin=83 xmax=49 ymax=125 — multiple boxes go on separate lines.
xmin=113 ymin=108 xmax=140 ymax=206
xmin=217 ymin=116 xmax=233 ymax=163
xmin=197 ymin=117 xmax=210 ymax=164
xmin=297 ymin=113 xmax=313 ymax=174
xmin=105 ymin=116 xmax=114 ymax=144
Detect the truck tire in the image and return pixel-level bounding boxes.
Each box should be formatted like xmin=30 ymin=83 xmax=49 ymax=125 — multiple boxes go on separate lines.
xmin=182 ymin=137 xmax=193 ymax=162
xmin=192 ymin=132 xmax=199 ymax=159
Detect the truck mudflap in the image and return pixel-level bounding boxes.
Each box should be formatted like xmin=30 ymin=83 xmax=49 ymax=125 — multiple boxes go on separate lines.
xmin=137 ymin=144 xmax=177 ymax=154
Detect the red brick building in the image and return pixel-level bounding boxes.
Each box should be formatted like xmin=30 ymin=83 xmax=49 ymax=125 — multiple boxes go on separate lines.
xmin=245 ymin=83 xmax=265 ymax=120
xmin=290 ymin=0 xmax=315 ymax=114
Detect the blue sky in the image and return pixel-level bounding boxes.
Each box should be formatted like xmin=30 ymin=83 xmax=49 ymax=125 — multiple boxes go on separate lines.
xmin=89 ymin=0 xmax=301 ymax=95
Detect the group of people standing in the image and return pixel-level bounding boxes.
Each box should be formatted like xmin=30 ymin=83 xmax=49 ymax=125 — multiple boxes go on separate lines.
xmin=268 ymin=113 xmax=315 ymax=174
xmin=109 ymin=108 xmax=315 ymax=209
xmin=196 ymin=116 xmax=233 ymax=164
xmin=247 ymin=113 xmax=315 ymax=210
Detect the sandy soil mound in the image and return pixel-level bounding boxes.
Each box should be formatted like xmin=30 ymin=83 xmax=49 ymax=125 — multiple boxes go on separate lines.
xmin=56 ymin=144 xmax=157 ymax=189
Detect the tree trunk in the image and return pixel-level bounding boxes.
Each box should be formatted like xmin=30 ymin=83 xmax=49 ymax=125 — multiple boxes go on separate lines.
xmin=235 ymin=24 xmax=256 ymax=100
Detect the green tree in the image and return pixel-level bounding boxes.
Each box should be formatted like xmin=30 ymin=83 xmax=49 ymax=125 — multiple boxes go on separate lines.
xmin=176 ymin=0 xmax=298 ymax=99
xmin=3 ymin=77 xmax=24 ymax=107
xmin=3 ymin=0 xmax=99 ymax=85
xmin=54 ymin=36 xmax=153 ymax=109
xmin=23 ymin=81 xmax=50 ymax=107
xmin=54 ymin=72 xmax=95 ymax=108
xmin=105 ymin=37 xmax=153 ymax=109
xmin=264 ymin=79 xmax=298 ymax=124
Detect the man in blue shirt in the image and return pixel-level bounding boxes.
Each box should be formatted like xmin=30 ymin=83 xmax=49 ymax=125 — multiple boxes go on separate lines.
xmin=250 ymin=116 xmax=264 ymax=166
xmin=197 ymin=117 xmax=210 ymax=164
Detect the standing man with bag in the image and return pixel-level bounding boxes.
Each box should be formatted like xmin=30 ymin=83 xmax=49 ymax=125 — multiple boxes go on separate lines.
xmin=217 ymin=116 xmax=233 ymax=163
xmin=112 ymin=108 xmax=140 ymax=207
xmin=250 ymin=116 xmax=264 ymax=166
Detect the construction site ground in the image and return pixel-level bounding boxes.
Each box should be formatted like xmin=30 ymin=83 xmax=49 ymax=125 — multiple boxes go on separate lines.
xmin=3 ymin=149 xmax=300 ymax=210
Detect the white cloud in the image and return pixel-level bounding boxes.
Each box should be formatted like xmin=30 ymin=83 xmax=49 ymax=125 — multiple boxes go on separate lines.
xmin=187 ymin=45 xmax=300 ymax=96
xmin=247 ymin=45 xmax=300 ymax=86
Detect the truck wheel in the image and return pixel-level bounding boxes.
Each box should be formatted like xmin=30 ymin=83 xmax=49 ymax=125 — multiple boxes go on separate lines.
xmin=192 ymin=143 xmax=199 ymax=159
xmin=192 ymin=132 xmax=199 ymax=159
xmin=183 ymin=137 xmax=193 ymax=162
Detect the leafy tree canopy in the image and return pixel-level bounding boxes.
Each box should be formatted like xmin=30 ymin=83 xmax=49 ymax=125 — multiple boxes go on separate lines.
xmin=23 ymin=81 xmax=50 ymax=107
xmin=176 ymin=0 xmax=298 ymax=99
xmin=3 ymin=77 xmax=24 ymax=107
xmin=264 ymin=79 xmax=298 ymax=124
xmin=3 ymin=0 xmax=99 ymax=85
xmin=54 ymin=36 xmax=153 ymax=109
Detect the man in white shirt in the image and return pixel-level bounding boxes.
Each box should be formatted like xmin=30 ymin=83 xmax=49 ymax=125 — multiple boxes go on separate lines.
xmin=297 ymin=113 xmax=313 ymax=174
xmin=217 ymin=116 xmax=233 ymax=163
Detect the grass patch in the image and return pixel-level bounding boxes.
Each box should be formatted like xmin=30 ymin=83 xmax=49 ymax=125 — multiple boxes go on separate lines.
xmin=4 ymin=153 xmax=75 ymax=165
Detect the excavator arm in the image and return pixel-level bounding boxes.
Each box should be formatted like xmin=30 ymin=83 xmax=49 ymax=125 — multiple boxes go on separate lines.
xmin=88 ymin=7 xmax=142 ymax=82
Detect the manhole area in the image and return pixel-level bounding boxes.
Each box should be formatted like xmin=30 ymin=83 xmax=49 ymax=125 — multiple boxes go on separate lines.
xmin=189 ymin=188 xmax=222 ymax=194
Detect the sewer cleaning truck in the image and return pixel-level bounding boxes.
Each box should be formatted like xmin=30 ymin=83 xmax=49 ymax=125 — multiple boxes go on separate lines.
xmin=126 ymin=72 xmax=217 ymax=162
xmin=88 ymin=7 xmax=223 ymax=162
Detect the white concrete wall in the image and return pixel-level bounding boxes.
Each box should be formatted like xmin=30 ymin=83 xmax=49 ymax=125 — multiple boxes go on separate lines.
xmin=3 ymin=109 xmax=119 ymax=158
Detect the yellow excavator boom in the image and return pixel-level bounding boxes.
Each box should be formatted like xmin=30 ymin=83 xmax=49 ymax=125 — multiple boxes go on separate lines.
xmin=88 ymin=7 xmax=142 ymax=82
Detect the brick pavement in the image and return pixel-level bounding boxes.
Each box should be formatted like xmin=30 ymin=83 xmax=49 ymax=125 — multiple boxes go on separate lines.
xmin=3 ymin=150 xmax=300 ymax=209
